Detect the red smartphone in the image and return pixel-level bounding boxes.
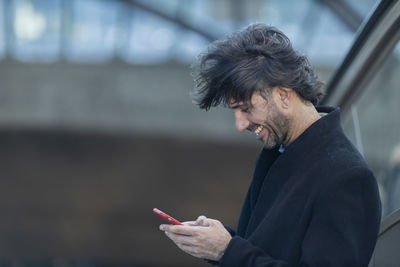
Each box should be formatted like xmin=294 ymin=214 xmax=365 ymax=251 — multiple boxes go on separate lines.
xmin=153 ymin=208 xmax=183 ymax=225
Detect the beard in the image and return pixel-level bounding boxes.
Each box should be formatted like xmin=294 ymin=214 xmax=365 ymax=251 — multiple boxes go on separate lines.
xmin=261 ymin=101 xmax=290 ymax=150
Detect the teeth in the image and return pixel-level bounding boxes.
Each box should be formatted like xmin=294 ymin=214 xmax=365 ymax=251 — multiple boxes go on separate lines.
xmin=254 ymin=125 xmax=263 ymax=136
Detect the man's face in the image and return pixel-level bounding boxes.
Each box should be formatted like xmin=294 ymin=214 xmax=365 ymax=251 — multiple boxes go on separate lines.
xmin=229 ymin=91 xmax=290 ymax=149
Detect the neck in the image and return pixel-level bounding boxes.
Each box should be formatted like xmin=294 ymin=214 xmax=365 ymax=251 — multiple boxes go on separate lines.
xmin=283 ymin=103 xmax=320 ymax=146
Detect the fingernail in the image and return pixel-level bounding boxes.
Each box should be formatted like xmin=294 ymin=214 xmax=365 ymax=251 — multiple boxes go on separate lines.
xmin=160 ymin=225 xmax=165 ymax=231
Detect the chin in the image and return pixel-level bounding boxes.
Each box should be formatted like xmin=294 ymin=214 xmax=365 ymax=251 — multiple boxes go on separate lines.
xmin=262 ymin=141 xmax=277 ymax=150
xmin=261 ymin=135 xmax=280 ymax=149
xmin=263 ymin=145 xmax=277 ymax=150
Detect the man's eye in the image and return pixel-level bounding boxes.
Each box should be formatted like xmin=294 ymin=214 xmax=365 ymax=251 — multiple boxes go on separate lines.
xmin=241 ymin=108 xmax=249 ymax=113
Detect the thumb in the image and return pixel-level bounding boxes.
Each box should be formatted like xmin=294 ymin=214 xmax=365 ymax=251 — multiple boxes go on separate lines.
xmin=195 ymin=215 xmax=209 ymax=226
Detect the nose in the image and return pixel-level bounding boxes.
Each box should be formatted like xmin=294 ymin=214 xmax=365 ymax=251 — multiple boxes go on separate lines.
xmin=234 ymin=109 xmax=250 ymax=132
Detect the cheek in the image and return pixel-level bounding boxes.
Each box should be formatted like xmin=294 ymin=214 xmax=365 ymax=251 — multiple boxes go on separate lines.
xmin=248 ymin=110 xmax=269 ymax=124
xmin=251 ymin=115 xmax=270 ymax=128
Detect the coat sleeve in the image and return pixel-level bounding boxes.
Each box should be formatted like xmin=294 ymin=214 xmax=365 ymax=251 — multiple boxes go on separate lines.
xmin=217 ymin=167 xmax=381 ymax=267
xmin=225 ymin=226 xmax=236 ymax=237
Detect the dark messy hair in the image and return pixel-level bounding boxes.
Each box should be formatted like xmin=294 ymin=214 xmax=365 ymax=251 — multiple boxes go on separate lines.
xmin=191 ymin=24 xmax=324 ymax=110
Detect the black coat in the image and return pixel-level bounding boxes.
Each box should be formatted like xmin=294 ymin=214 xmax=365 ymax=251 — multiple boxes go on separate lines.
xmin=219 ymin=107 xmax=381 ymax=267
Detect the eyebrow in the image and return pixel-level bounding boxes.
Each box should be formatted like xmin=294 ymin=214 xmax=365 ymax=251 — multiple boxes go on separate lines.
xmin=229 ymin=104 xmax=242 ymax=109
xmin=229 ymin=103 xmax=251 ymax=110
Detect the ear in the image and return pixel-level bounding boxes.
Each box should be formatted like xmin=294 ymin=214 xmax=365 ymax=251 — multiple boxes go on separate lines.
xmin=273 ymin=87 xmax=292 ymax=109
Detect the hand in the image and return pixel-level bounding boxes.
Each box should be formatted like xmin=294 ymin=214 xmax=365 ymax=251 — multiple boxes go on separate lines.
xmin=159 ymin=215 xmax=232 ymax=261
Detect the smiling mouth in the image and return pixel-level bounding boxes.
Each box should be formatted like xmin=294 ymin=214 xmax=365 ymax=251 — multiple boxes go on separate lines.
xmin=254 ymin=125 xmax=264 ymax=136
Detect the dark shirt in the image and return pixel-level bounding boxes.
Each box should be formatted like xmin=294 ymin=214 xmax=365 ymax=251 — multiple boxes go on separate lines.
xmin=218 ymin=106 xmax=381 ymax=267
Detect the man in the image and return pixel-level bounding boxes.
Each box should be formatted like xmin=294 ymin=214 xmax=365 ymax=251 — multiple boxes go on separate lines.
xmin=159 ymin=24 xmax=381 ymax=266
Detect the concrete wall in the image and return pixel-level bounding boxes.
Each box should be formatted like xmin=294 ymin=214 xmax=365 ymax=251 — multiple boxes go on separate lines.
xmin=0 ymin=60 xmax=243 ymax=143
xmin=0 ymin=60 xmax=333 ymax=144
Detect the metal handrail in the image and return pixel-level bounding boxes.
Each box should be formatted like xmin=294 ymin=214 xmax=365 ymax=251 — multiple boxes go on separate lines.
xmin=321 ymin=0 xmax=400 ymax=112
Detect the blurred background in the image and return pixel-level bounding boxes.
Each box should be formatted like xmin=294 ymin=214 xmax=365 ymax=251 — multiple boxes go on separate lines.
xmin=1 ymin=0 xmax=399 ymax=266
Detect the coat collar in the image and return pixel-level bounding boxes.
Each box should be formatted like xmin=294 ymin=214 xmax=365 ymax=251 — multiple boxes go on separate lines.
xmin=281 ymin=106 xmax=341 ymax=155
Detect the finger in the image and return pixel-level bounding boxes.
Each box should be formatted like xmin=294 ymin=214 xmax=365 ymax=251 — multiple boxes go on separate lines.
xmin=160 ymin=224 xmax=199 ymax=235
xmin=203 ymin=218 xmax=222 ymax=227
xmin=160 ymin=224 xmax=189 ymax=233
xmin=159 ymin=224 xmax=172 ymax=231
xmin=165 ymin=231 xmax=197 ymax=246
xmin=182 ymin=221 xmax=197 ymax=226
